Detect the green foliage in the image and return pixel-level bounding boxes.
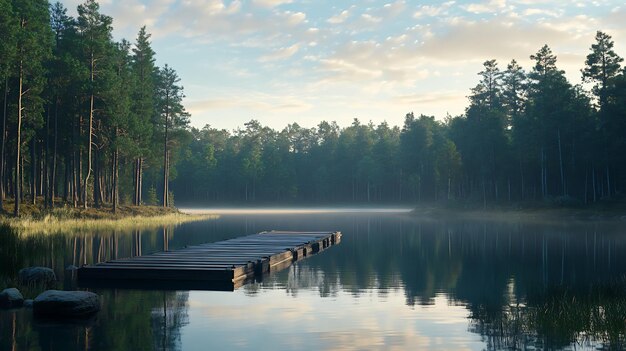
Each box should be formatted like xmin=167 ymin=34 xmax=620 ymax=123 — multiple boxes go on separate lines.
xmin=146 ymin=185 xmax=158 ymax=205
xmin=582 ymin=31 xmax=623 ymax=108
xmin=171 ymin=40 xmax=626 ymax=207
xmin=0 ymin=2 xmax=625 ymax=210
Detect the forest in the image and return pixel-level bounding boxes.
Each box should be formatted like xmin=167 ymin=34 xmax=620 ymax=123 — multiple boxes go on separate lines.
xmin=1 ymin=0 xmax=625 ymax=212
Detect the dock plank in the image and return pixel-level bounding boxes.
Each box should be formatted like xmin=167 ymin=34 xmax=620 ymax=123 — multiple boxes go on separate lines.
xmin=78 ymin=230 xmax=341 ymax=291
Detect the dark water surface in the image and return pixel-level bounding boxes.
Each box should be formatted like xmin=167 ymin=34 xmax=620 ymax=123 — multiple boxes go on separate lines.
xmin=2 ymin=209 xmax=626 ymax=350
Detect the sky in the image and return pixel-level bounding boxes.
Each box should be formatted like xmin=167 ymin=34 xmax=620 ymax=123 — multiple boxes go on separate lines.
xmin=59 ymin=0 xmax=626 ymax=131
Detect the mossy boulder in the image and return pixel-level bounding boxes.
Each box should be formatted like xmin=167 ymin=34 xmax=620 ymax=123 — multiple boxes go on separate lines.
xmin=33 ymin=290 xmax=100 ymax=318
xmin=0 ymin=288 xmax=24 ymax=308
xmin=19 ymin=267 xmax=56 ymax=285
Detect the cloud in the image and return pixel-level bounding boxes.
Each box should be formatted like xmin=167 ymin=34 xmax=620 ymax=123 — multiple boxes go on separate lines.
xmin=251 ymin=0 xmax=293 ymax=8
xmin=381 ymin=1 xmax=406 ymax=17
xmin=522 ymin=8 xmax=561 ymax=17
xmin=413 ymin=2 xmax=455 ymax=18
xmin=59 ymin=0 xmax=626 ymax=131
xmin=186 ymin=93 xmax=313 ymax=116
xmin=259 ymin=44 xmax=300 ymax=62
xmin=392 ymin=91 xmax=467 ymax=106
xmin=328 ymin=10 xmax=350 ymax=24
xmin=147 ymin=2 xmax=309 ymax=44
xmin=361 ymin=14 xmax=382 ymax=24
xmin=462 ymin=0 xmax=508 ymax=14
xmin=417 ymin=18 xmax=574 ymax=62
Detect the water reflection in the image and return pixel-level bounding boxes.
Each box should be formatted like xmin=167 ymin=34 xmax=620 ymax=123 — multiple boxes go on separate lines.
xmin=1 ymin=212 xmax=626 ymax=350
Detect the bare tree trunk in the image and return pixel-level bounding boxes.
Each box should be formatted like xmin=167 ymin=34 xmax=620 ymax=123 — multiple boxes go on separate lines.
xmin=134 ymin=158 xmax=143 ymax=206
xmin=592 ymin=165 xmax=597 ymax=202
xmin=84 ymin=92 xmax=93 ymax=208
xmin=50 ymin=99 xmax=58 ymax=207
xmin=132 ymin=158 xmax=137 ymax=205
xmin=137 ymin=157 xmax=143 ymax=206
xmin=31 ymin=137 xmax=36 ymax=205
xmin=84 ymin=50 xmax=95 ymax=209
xmin=93 ymin=149 xmax=100 ymax=208
xmin=163 ymin=92 xmax=169 ymax=207
xmin=64 ymin=154 xmax=69 ymax=203
xmin=73 ymin=150 xmax=79 ymax=207
xmin=14 ymin=60 xmax=24 ymax=217
xmin=112 ymin=147 xmax=118 ymax=213
xmin=557 ymin=129 xmax=565 ymax=196
xmin=0 ymin=76 xmax=8 ymax=210
xmin=583 ymin=169 xmax=589 ymax=205
xmin=44 ymin=107 xmax=50 ymax=207
xmin=519 ymin=157 xmax=524 ymax=201
xmin=606 ymin=166 xmax=611 ymax=198
xmin=98 ymin=161 xmax=105 ymax=205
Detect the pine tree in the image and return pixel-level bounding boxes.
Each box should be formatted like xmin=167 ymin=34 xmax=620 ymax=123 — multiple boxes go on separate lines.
xmin=156 ymin=65 xmax=189 ymax=207
xmin=11 ymin=0 xmax=52 ymax=216
xmin=502 ymin=60 xmax=527 ymax=126
xmin=130 ymin=26 xmax=157 ymax=206
xmin=582 ymin=31 xmax=623 ymax=110
xmin=108 ymin=40 xmax=132 ymax=212
xmin=75 ymin=0 xmax=113 ymax=209
xmin=0 ymin=0 xmax=17 ymax=211
xmin=582 ymin=31 xmax=624 ymax=199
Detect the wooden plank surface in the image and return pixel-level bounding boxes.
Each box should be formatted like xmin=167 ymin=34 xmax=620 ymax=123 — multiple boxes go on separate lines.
xmin=78 ymin=230 xmax=341 ymax=291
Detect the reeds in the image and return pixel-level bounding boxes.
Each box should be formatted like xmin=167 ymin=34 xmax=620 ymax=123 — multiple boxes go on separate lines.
xmin=3 ymin=211 xmax=217 ymax=236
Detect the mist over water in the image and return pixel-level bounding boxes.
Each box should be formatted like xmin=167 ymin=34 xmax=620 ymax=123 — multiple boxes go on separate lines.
xmin=179 ymin=207 xmax=413 ymax=215
xmin=2 ymin=208 xmax=626 ymax=350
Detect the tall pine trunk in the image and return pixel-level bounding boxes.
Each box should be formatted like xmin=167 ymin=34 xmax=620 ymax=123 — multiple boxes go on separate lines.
xmin=163 ymin=94 xmax=169 ymax=207
xmin=84 ymin=50 xmax=95 ymax=209
xmin=112 ymin=147 xmax=118 ymax=213
xmin=557 ymin=129 xmax=565 ymax=196
xmin=31 ymin=137 xmax=36 ymax=204
xmin=50 ymin=98 xmax=58 ymax=207
xmin=0 ymin=76 xmax=8 ymax=210
xmin=14 ymin=60 xmax=24 ymax=217
xmin=93 ymin=149 xmax=100 ymax=208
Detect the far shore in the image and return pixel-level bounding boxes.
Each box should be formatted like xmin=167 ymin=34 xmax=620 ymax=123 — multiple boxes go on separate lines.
xmin=410 ymin=203 xmax=626 ymax=223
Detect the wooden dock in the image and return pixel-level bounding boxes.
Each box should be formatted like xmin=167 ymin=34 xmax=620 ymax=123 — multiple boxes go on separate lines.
xmin=77 ymin=231 xmax=341 ymax=291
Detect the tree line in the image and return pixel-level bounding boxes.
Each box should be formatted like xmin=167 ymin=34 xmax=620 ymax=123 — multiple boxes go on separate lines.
xmin=1 ymin=0 xmax=624 ymax=210
xmin=1 ymin=0 xmax=188 ymax=216
xmin=172 ymin=32 xmax=625 ymax=206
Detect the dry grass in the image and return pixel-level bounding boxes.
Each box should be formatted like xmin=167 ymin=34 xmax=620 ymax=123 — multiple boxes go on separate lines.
xmin=1 ymin=200 xmax=217 ymax=235
xmin=6 ymin=213 xmax=216 ymax=236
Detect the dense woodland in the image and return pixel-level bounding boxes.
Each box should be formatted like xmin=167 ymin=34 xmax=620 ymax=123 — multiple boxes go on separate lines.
xmin=173 ymin=33 xmax=626 ymax=206
xmin=1 ymin=0 xmax=625 ymax=213
xmin=1 ymin=0 xmax=188 ymax=215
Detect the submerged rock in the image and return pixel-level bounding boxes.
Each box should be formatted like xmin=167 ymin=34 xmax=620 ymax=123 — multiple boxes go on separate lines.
xmin=23 ymin=299 xmax=34 ymax=308
xmin=19 ymin=267 xmax=56 ymax=285
xmin=65 ymin=265 xmax=78 ymax=271
xmin=0 ymin=288 xmax=24 ymax=308
xmin=33 ymin=290 xmax=100 ymax=318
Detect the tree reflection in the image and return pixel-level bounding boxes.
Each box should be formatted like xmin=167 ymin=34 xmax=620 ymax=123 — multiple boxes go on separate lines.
xmin=0 ymin=224 xmax=190 ymax=351
xmin=256 ymin=217 xmax=626 ymax=349
xmin=3 ymin=215 xmax=626 ymax=350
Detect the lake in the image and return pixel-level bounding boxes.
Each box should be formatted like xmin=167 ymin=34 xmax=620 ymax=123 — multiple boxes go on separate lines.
xmin=1 ymin=208 xmax=626 ymax=350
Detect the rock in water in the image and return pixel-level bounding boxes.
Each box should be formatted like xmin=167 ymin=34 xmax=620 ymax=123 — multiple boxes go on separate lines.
xmin=23 ymin=299 xmax=34 ymax=308
xmin=0 ymin=288 xmax=24 ymax=308
xmin=33 ymin=290 xmax=100 ymax=318
xmin=19 ymin=267 xmax=56 ymax=285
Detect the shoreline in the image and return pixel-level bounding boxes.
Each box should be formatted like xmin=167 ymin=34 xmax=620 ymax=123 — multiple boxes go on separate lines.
xmin=410 ymin=205 xmax=626 ymax=223
xmin=1 ymin=202 xmax=216 ymax=234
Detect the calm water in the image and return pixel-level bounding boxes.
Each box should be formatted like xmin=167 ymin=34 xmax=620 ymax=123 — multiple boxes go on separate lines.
xmin=2 ymin=209 xmax=626 ymax=350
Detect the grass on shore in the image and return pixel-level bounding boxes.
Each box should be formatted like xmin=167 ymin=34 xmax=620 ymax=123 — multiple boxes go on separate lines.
xmin=1 ymin=199 xmax=216 ymax=235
